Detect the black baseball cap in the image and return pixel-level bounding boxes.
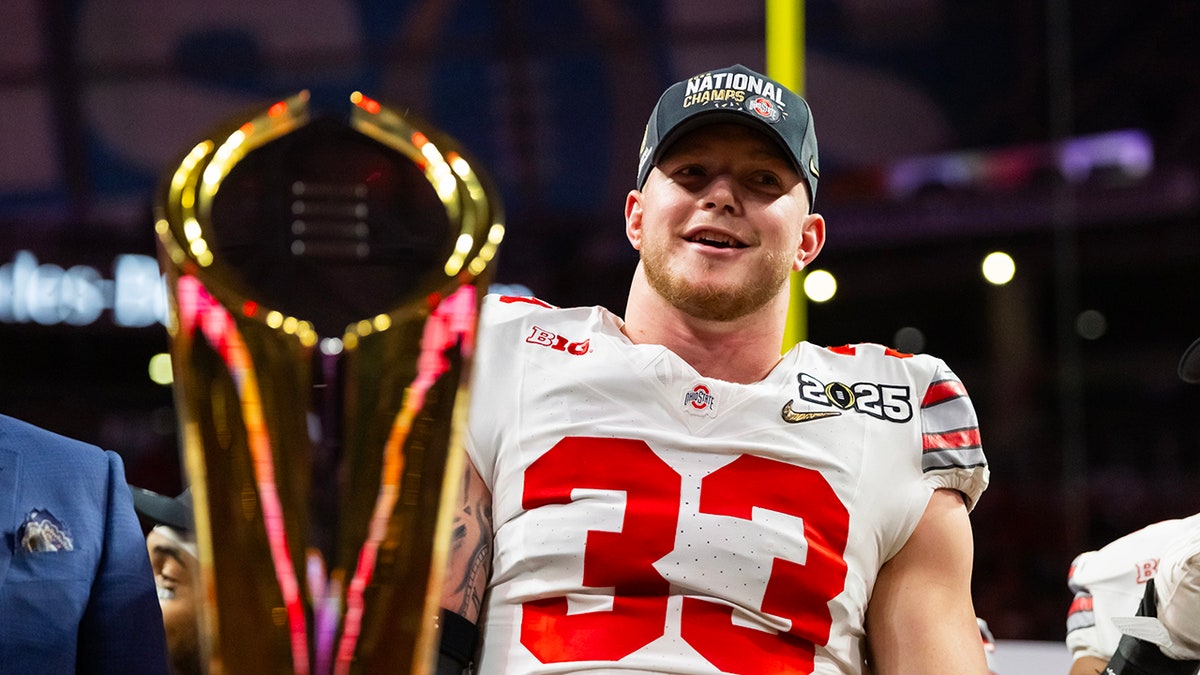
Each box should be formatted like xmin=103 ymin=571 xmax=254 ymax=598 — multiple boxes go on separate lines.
xmin=1179 ymin=337 xmax=1200 ymax=384
xmin=636 ymin=64 xmax=820 ymax=211
xmin=130 ymin=486 xmax=194 ymax=531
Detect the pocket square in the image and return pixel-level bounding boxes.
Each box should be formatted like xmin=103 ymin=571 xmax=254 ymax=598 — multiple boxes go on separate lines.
xmin=19 ymin=508 xmax=74 ymax=552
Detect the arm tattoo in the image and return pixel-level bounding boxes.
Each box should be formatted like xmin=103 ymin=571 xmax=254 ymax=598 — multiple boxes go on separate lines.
xmin=453 ymin=501 xmax=492 ymax=616
xmin=443 ymin=464 xmax=493 ymax=620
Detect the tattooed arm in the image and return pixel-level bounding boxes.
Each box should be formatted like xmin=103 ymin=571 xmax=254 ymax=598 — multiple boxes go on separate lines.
xmin=441 ymin=459 xmax=493 ymax=623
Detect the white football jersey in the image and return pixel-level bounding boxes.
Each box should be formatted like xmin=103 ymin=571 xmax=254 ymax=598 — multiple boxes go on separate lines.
xmin=466 ymin=295 xmax=989 ymax=674
xmin=1066 ymin=514 xmax=1200 ymax=663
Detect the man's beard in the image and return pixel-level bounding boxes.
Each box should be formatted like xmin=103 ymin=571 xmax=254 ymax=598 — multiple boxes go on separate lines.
xmin=640 ymin=245 xmax=792 ymax=322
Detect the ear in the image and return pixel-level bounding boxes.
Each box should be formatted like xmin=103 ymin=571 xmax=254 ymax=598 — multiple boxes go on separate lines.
xmin=794 ymin=212 xmax=826 ymax=271
xmin=625 ymin=190 xmax=644 ymax=250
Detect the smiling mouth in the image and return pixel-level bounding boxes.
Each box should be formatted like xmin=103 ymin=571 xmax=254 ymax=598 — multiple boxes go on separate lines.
xmin=688 ymin=233 xmax=747 ymax=249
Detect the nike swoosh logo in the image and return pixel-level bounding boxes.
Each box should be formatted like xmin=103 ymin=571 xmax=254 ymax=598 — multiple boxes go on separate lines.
xmin=781 ymin=400 xmax=841 ymax=424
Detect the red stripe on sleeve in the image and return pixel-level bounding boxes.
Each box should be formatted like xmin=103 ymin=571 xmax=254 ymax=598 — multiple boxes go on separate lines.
xmin=923 ymin=427 xmax=982 ymax=452
xmin=922 ymin=379 xmax=968 ymax=407
xmin=1067 ymin=595 xmax=1094 ymax=616
xmin=500 ymin=295 xmax=555 ymax=308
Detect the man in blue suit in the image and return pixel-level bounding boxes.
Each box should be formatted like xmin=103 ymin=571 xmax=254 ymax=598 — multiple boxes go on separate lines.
xmin=0 ymin=413 xmax=170 ymax=673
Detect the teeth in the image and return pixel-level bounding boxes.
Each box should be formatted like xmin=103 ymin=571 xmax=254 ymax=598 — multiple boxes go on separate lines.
xmin=692 ymin=233 xmax=741 ymax=248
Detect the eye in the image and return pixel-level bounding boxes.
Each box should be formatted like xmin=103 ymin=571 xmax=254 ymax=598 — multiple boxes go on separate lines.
xmin=750 ymin=171 xmax=782 ymax=187
xmin=674 ymin=164 xmax=707 ymax=178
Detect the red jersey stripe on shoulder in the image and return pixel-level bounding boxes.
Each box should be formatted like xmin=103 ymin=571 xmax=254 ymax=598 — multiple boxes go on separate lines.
xmin=922 ymin=379 xmax=968 ymax=407
xmin=499 ymin=295 xmax=556 ymax=308
xmin=922 ymin=427 xmax=982 ymax=452
xmin=826 ymin=344 xmax=912 ymax=358
xmin=1068 ymin=595 xmax=1094 ymax=616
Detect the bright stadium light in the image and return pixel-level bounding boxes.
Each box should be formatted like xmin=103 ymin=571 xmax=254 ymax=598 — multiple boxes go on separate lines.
xmin=981 ymin=251 xmax=1016 ymax=285
xmin=804 ymin=269 xmax=837 ymax=303
xmin=148 ymin=353 xmax=173 ymax=386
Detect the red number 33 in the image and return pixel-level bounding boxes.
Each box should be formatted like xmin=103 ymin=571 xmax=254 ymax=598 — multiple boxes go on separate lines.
xmin=521 ymin=437 xmax=850 ymax=674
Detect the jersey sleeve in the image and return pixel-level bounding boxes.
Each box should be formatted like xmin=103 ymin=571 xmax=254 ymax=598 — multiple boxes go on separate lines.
xmin=918 ymin=359 xmax=989 ymax=510
xmin=1066 ymin=550 xmax=1114 ymax=662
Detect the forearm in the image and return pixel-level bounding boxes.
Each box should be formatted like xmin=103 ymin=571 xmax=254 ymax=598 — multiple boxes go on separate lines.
xmin=440 ymin=460 xmax=494 ymax=621
xmin=1069 ymin=655 xmax=1107 ymax=675
xmin=437 ymin=460 xmax=493 ymax=674
xmin=440 ymin=538 xmax=491 ymax=622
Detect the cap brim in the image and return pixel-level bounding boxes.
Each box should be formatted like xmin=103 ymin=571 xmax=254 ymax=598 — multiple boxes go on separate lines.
xmin=654 ymin=111 xmax=799 ymax=172
xmin=1179 ymin=337 xmax=1200 ymax=384
xmin=646 ymin=109 xmax=814 ymax=209
xmin=130 ymin=486 xmax=193 ymax=531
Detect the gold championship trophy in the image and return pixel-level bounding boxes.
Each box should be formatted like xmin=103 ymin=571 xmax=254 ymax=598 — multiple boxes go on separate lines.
xmin=153 ymin=91 xmax=503 ymax=674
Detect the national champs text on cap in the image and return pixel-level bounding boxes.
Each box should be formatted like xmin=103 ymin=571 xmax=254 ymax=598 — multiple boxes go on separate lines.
xmin=636 ymin=64 xmax=819 ymax=212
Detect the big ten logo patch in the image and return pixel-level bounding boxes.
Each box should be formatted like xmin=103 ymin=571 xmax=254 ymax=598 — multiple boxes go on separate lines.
xmin=1135 ymin=558 xmax=1159 ymax=584
xmin=525 ymin=325 xmax=590 ymax=355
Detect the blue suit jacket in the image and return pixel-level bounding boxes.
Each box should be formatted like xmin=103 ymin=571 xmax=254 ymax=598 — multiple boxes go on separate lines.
xmin=0 ymin=414 xmax=169 ymax=673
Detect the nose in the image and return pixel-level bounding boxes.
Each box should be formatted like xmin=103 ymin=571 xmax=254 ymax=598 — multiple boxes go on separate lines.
xmin=700 ymin=175 xmax=739 ymax=214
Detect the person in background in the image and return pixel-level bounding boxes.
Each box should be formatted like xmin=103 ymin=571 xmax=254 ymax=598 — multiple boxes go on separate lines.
xmin=1065 ymin=338 xmax=1200 ymax=675
xmin=132 ymin=486 xmax=202 ymax=675
xmin=0 ymin=413 xmax=169 ymax=673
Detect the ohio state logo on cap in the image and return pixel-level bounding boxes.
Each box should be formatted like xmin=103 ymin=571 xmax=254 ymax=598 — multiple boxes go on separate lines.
xmin=744 ymin=96 xmax=782 ymax=123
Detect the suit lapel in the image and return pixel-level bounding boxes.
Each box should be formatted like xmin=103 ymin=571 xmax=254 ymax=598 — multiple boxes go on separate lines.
xmin=0 ymin=447 xmax=17 ymax=587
